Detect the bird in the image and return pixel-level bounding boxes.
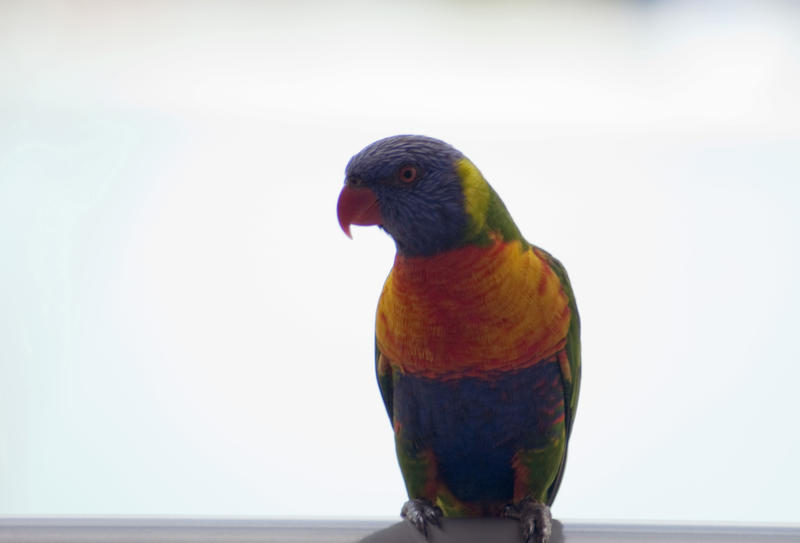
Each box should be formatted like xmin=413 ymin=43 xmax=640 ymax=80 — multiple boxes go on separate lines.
xmin=336 ymin=135 xmax=580 ymax=543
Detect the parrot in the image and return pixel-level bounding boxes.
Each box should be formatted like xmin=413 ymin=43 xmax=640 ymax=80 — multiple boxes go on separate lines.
xmin=336 ymin=135 xmax=580 ymax=543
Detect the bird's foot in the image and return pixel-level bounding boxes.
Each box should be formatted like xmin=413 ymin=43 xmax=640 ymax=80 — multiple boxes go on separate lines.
xmin=504 ymin=497 xmax=552 ymax=543
xmin=401 ymin=498 xmax=443 ymax=537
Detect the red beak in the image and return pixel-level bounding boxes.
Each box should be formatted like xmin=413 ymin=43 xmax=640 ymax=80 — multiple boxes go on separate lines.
xmin=337 ymin=185 xmax=383 ymax=238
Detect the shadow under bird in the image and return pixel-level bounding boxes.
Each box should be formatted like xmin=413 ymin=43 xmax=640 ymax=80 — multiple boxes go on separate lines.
xmin=337 ymin=135 xmax=581 ymax=543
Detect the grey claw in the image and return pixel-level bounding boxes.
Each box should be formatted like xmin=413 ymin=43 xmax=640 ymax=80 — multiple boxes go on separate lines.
xmin=508 ymin=497 xmax=551 ymax=543
xmin=401 ymin=498 xmax=443 ymax=537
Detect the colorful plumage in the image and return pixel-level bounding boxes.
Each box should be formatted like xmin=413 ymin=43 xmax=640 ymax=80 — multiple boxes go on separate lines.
xmin=337 ymin=135 xmax=580 ymax=543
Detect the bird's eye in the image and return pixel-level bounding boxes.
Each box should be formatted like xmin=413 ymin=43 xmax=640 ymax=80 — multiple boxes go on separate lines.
xmin=398 ymin=165 xmax=418 ymax=184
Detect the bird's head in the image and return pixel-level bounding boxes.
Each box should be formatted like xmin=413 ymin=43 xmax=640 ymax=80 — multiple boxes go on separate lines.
xmin=337 ymin=135 xmax=494 ymax=257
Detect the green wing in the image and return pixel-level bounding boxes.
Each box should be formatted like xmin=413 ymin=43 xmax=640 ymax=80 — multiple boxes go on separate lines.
xmin=535 ymin=246 xmax=581 ymax=504
xmin=375 ymin=337 xmax=394 ymax=426
xmin=546 ymin=250 xmax=581 ymax=438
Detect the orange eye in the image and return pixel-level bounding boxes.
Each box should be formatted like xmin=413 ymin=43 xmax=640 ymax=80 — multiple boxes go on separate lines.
xmin=398 ymin=165 xmax=417 ymax=183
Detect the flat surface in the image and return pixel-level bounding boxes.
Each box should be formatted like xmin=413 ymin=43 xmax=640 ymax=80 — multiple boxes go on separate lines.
xmin=0 ymin=518 xmax=387 ymax=542
xmin=363 ymin=519 xmax=800 ymax=542
xmin=1 ymin=518 xmax=799 ymax=543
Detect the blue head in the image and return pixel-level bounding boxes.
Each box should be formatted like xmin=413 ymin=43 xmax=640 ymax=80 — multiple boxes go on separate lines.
xmin=338 ymin=135 xmax=470 ymax=257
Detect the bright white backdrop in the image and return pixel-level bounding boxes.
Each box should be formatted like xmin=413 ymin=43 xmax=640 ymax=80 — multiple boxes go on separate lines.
xmin=1 ymin=0 xmax=799 ymax=523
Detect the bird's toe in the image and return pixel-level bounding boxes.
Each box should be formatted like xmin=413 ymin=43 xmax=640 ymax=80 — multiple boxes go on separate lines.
xmin=505 ymin=497 xmax=552 ymax=543
xmin=401 ymin=498 xmax=443 ymax=537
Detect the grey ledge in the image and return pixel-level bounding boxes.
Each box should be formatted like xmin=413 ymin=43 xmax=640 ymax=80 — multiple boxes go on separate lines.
xmin=0 ymin=517 xmax=798 ymax=543
xmin=362 ymin=519 xmax=800 ymax=542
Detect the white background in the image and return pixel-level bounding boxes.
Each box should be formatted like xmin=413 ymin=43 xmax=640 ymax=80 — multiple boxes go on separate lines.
xmin=1 ymin=0 xmax=799 ymax=523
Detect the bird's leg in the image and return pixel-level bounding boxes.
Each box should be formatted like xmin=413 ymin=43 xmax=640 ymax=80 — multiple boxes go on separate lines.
xmin=394 ymin=432 xmax=444 ymax=537
xmin=504 ymin=496 xmax=552 ymax=543
xmin=401 ymin=498 xmax=443 ymax=537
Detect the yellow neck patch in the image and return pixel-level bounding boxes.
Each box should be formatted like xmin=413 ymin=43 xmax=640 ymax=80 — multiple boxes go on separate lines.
xmin=456 ymin=158 xmax=490 ymax=239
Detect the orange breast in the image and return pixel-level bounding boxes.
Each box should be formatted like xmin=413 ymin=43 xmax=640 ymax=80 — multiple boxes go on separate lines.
xmin=376 ymin=238 xmax=571 ymax=379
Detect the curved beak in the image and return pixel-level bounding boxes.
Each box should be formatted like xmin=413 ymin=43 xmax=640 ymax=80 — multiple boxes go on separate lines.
xmin=337 ymin=185 xmax=383 ymax=238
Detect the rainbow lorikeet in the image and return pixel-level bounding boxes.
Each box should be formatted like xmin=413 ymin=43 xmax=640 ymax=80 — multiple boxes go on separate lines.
xmin=337 ymin=135 xmax=580 ymax=543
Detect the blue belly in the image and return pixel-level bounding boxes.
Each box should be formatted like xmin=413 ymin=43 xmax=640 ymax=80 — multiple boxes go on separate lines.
xmin=391 ymin=359 xmax=565 ymax=503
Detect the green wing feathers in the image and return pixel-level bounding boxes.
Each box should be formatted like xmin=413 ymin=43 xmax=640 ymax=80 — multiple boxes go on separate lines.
xmin=544 ymin=250 xmax=581 ymax=437
xmin=375 ymin=339 xmax=394 ymax=425
xmin=535 ymin=247 xmax=581 ymax=505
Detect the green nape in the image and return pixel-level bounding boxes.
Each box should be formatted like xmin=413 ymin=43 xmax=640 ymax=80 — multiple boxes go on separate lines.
xmin=455 ymin=157 xmax=525 ymax=250
xmin=483 ymin=184 xmax=526 ymax=248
